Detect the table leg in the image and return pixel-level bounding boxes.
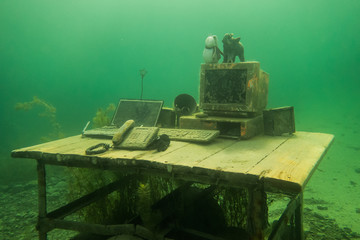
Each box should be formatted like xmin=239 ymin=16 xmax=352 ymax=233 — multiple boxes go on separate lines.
xmin=294 ymin=192 xmax=304 ymax=240
xmin=248 ymin=182 xmax=269 ymax=240
xmin=37 ymin=160 xmax=47 ymax=240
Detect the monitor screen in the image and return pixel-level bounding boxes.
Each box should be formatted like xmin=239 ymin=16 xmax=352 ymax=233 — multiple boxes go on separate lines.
xmin=203 ymin=68 xmax=247 ymax=105
xmin=111 ymin=99 xmax=163 ymax=127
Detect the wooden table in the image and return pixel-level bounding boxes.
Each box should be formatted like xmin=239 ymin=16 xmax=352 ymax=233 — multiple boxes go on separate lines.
xmin=11 ymin=131 xmax=334 ymax=240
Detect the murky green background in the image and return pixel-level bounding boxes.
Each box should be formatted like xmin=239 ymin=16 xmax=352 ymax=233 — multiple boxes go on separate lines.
xmin=1 ymin=0 xmax=359 ymax=235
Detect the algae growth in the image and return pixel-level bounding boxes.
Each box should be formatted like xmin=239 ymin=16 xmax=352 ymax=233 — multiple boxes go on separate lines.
xmin=92 ymin=103 xmax=116 ymax=128
xmin=15 ymin=96 xmax=63 ymax=142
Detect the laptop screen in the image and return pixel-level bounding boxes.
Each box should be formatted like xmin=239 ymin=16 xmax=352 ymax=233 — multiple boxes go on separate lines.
xmin=111 ymin=99 xmax=163 ymax=127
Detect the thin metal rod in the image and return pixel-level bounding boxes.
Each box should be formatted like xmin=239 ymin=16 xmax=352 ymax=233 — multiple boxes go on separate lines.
xmin=140 ymin=76 xmax=144 ymax=100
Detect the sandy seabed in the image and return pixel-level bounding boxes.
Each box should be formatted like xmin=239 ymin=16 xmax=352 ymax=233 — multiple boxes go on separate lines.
xmin=298 ymin=104 xmax=360 ymax=234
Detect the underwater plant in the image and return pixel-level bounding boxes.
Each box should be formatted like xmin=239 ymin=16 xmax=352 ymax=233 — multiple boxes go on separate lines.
xmin=92 ymin=103 xmax=116 ymax=128
xmin=66 ymin=169 xmax=140 ymax=224
xmin=67 ymin=168 xmax=178 ymax=226
xmin=215 ymin=186 xmax=249 ymax=228
xmin=15 ymin=96 xmax=63 ymax=141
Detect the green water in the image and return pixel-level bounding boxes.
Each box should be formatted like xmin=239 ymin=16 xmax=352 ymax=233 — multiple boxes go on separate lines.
xmin=1 ymin=0 xmax=360 ymax=237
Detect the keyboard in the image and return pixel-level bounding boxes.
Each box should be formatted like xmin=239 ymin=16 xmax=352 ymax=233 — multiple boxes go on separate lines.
xmin=159 ymin=128 xmax=219 ymax=143
xmin=83 ymin=127 xmax=219 ymax=143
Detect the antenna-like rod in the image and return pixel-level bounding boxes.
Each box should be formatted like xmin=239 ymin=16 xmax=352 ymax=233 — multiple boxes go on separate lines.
xmin=139 ymin=68 xmax=147 ymax=100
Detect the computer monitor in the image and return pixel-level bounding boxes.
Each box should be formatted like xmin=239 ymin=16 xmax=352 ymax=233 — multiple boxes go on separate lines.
xmin=199 ymin=62 xmax=269 ymax=116
xmin=111 ymin=99 xmax=163 ymax=127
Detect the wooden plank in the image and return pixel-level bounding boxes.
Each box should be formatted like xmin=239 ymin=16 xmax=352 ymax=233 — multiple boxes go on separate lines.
xmin=48 ymin=140 xmax=190 ymax=169
xmin=247 ymin=132 xmax=334 ymax=193
xmin=103 ymin=140 xmax=189 ymax=161
xmin=191 ymin=135 xmax=288 ymax=175
xmin=11 ymin=135 xmax=98 ymax=160
xmin=128 ymin=139 xmax=252 ymax=186
xmin=13 ymin=135 xmax=86 ymax=153
xmin=12 ymin=135 xmax=189 ymax=163
xmin=144 ymin=138 xmax=237 ymax=167
xmin=39 ymin=137 xmax=108 ymax=155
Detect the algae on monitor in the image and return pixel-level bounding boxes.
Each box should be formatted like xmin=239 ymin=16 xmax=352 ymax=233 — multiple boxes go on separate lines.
xmin=92 ymin=103 xmax=116 ymax=128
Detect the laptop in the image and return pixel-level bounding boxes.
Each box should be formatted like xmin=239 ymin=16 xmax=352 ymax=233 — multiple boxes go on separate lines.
xmin=83 ymin=99 xmax=163 ymax=138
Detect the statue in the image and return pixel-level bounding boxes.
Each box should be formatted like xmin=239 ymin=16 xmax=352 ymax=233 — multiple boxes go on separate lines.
xmin=222 ymin=33 xmax=245 ymax=63
xmin=202 ymin=35 xmax=222 ymax=63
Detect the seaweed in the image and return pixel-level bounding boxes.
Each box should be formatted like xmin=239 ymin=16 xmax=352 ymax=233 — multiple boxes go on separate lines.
xmin=15 ymin=96 xmax=63 ymax=142
xmin=66 ymin=169 xmax=139 ymax=224
xmin=66 ymin=168 xmax=178 ymax=226
xmin=92 ymin=103 xmax=116 ymax=128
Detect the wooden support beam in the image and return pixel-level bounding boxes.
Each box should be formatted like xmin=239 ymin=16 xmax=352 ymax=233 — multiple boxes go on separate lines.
xmin=294 ymin=193 xmax=304 ymax=240
xmin=247 ymin=180 xmax=268 ymax=240
xmin=181 ymin=227 xmax=226 ymax=240
xmin=268 ymin=193 xmax=302 ymax=240
xmin=36 ymin=160 xmax=48 ymax=240
xmin=47 ymin=178 xmax=127 ymax=219
xmin=48 ymin=219 xmax=136 ymax=236
xmin=47 ymin=219 xmax=156 ymax=240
